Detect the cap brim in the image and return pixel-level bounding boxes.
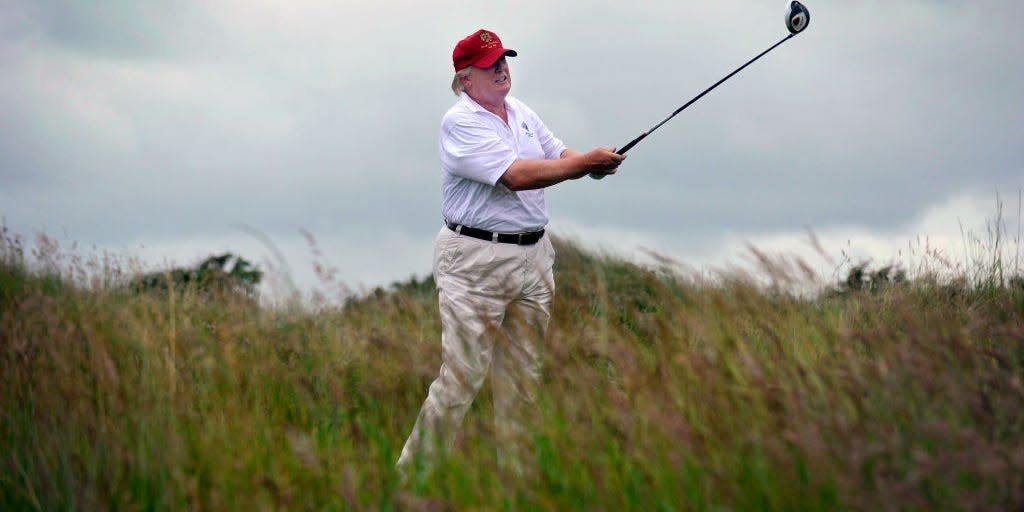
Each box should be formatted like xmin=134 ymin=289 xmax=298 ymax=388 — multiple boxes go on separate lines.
xmin=473 ymin=48 xmax=517 ymax=68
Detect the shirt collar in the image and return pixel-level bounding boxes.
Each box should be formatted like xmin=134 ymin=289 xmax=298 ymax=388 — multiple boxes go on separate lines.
xmin=459 ymin=92 xmax=513 ymax=116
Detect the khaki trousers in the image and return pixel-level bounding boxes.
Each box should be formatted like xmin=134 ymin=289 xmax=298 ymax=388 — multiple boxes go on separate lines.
xmin=397 ymin=226 xmax=555 ymax=478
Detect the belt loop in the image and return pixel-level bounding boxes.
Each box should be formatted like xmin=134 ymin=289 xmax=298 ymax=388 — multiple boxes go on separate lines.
xmin=518 ymin=233 xmax=524 ymax=245
xmin=491 ymin=231 xmax=499 ymax=243
xmin=455 ymin=224 xmax=463 ymax=235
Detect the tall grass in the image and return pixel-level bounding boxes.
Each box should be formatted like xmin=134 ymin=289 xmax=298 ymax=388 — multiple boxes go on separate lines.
xmin=1 ymin=225 xmax=1022 ymax=510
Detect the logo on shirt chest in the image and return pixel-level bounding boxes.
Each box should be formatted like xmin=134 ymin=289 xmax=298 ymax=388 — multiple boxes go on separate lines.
xmin=521 ymin=121 xmax=534 ymax=138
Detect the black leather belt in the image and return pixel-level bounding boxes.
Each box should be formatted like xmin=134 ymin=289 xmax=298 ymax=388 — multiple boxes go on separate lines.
xmin=446 ymin=221 xmax=545 ymax=245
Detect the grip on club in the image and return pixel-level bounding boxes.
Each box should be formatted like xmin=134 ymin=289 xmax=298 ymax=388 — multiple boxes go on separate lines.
xmin=617 ymin=132 xmax=648 ymax=155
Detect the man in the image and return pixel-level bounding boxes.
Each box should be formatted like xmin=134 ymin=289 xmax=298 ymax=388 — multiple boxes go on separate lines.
xmin=396 ymin=28 xmax=624 ymax=481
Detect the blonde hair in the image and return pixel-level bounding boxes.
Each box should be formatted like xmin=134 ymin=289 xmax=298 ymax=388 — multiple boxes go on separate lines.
xmin=451 ymin=67 xmax=472 ymax=96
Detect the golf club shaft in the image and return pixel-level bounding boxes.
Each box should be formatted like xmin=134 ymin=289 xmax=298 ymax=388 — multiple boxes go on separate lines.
xmin=617 ymin=32 xmax=795 ymax=155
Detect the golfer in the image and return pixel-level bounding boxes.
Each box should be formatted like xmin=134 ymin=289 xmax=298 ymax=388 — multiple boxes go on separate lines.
xmin=396 ymin=28 xmax=624 ymax=480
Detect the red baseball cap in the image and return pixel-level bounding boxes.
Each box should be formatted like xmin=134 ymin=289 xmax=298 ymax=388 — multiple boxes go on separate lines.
xmin=452 ymin=29 xmax=517 ymax=71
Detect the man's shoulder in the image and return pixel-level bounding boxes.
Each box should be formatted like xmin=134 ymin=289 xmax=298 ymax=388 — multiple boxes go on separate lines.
xmin=440 ymin=96 xmax=495 ymax=134
xmin=442 ymin=96 xmax=479 ymax=123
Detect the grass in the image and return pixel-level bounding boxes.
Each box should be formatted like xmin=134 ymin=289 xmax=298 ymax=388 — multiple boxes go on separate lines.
xmin=1 ymin=225 xmax=1023 ymax=510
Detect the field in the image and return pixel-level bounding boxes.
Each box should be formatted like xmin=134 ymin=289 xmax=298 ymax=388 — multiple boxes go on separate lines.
xmin=1 ymin=227 xmax=1023 ymax=511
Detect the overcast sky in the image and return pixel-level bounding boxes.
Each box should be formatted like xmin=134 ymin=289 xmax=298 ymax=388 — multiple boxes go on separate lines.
xmin=1 ymin=0 xmax=1021 ymax=300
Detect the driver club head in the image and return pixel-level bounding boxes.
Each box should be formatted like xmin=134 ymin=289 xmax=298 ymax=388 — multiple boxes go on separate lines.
xmin=786 ymin=1 xmax=810 ymax=34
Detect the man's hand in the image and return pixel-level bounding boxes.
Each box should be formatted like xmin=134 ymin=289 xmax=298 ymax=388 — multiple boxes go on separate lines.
xmin=584 ymin=147 xmax=625 ymax=180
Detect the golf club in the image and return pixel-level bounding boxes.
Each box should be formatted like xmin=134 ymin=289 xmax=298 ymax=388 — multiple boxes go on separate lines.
xmin=615 ymin=1 xmax=810 ymax=156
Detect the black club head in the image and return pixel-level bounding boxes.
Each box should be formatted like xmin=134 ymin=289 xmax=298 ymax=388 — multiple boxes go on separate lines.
xmin=786 ymin=1 xmax=810 ymax=34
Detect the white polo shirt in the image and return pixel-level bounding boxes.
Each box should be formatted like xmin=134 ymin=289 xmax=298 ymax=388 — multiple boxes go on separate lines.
xmin=439 ymin=93 xmax=567 ymax=233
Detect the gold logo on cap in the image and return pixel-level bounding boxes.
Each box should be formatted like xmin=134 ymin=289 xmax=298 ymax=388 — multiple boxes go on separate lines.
xmin=480 ymin=32 xmax=492 ymax=43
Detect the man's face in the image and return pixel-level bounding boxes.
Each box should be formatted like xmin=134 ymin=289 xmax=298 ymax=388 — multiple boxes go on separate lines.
xmin=464 ymin=57 xmax=511 ymax=102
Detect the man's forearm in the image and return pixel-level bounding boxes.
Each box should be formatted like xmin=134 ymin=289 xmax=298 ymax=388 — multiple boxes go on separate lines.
xmin=498 ymin=147 xmax=624 ymax=191
xmin=499 ymin=156 xmax=589 ymax=191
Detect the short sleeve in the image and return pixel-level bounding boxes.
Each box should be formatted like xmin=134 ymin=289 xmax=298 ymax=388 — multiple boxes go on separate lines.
xmin=440 ymin=115 xmax=517 ymax=186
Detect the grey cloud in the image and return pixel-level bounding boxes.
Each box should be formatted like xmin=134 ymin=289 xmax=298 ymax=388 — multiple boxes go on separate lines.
xmin=1 ymin=0 xmax=1021 ymax=291
xmin=16 ymin=1 xmax=199 ymax=58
